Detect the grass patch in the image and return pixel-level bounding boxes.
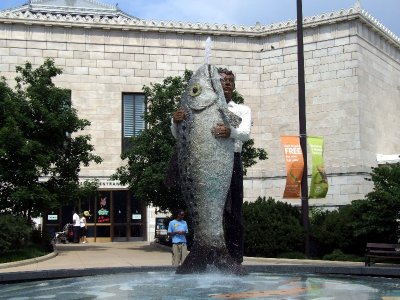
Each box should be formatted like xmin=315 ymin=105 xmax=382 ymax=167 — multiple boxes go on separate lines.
xmin=0 ymin=244 xmax=51 ymax=264
xmin=322 ymin=249 xmax=364 ymax=262
xmin=277 ymin=251 xmax=307 ymax=259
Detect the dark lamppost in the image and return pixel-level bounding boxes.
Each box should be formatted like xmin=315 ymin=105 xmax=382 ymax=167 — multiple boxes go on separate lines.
xmin=296 ymin=0 xmax=310 ymax=257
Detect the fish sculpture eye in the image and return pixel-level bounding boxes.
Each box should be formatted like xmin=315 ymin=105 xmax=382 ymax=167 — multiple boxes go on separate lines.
xmin=189 ymin=83 xmax=202 ymax=97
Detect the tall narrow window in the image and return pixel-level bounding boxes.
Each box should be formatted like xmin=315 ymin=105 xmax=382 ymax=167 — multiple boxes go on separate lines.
xmin=122 ymin=93 xmax=145 ymax=153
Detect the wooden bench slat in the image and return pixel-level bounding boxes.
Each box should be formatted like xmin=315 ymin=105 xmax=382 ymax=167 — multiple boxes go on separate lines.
xmin=366 ymin=243 xmax=400 ymax=249
xmin=365 ymin=242 xmax=400 ymax=266
xmin=368 ymin=250 xmax=400 ymax=254
xmin=368 ymin=255 xmax=400 ymax=259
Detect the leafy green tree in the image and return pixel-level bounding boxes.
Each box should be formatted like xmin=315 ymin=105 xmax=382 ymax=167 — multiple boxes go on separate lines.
xmin=113 ymin=70 xmax=267 ymax=212
xmin=351 ymin=163 xmax=400 ymax=244
xmin=310 ymin=163 xmax=400 ymax=257
xmin=0 ymin=59 xmax=102 ymax=220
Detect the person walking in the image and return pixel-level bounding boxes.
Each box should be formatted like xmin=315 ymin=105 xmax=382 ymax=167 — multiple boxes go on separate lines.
xmin=72 ymin=209 xmax=80 ymax=243
xmin=168 ymin=209 xmax=188 ymax=267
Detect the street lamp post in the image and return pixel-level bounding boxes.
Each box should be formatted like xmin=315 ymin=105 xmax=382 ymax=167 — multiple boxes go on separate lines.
xmin=296 ymin=0 xmax=310 ymax=258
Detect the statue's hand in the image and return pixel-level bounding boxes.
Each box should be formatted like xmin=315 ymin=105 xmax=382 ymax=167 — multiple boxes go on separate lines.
xmin=212 ymin=123 xmax=231 ymax=138
xmin=173 ymin=109 xmax=186 ymax=123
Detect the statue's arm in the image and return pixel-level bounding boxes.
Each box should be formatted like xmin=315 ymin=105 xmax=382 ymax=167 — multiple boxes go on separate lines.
xmin=229 ymin=105 xmax=251 ymax=142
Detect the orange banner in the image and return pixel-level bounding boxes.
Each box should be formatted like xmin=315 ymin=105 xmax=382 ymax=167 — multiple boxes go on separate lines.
xmin=281 ymin=136 xmax=304 ymax=198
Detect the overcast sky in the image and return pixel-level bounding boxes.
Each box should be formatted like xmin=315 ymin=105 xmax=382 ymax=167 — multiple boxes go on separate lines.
xmin=0 ymin=0 xmax=399 ymax=38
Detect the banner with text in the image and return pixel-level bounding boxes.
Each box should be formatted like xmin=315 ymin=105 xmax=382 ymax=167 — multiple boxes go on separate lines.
xmin=281 ymin=136 xmax=304 ymax=198
xmin=308 ymin=136 xmax=329 ymax=198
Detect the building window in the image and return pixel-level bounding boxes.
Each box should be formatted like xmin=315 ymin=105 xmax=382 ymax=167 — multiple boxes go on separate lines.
xmin=122 ymin=93 xmax=145 ymax=153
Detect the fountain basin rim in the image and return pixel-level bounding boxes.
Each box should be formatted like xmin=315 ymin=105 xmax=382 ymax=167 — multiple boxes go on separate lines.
xmin=1 ymin=264 xmax=400 ymax=284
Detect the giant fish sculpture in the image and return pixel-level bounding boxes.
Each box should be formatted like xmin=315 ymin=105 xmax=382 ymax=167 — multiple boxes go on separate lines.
xmin=175 ymin=63 xmax=246 ymax=275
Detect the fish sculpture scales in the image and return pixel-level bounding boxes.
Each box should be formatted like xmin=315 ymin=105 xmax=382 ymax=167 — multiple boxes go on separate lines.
xmin=175 ymin=64 xmax=246 ymax=275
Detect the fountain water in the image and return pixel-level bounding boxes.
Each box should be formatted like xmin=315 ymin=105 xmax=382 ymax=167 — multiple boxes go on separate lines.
xmin=2 ymin=271 xmax=400 ymax=299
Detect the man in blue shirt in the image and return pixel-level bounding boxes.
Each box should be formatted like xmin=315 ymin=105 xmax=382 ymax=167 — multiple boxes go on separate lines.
xmin=168 ymin=209 xmax=188 ymax=266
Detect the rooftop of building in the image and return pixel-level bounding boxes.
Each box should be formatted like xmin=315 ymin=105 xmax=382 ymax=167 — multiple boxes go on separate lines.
xmin=0 ymin=0 xmax=399 ymax=47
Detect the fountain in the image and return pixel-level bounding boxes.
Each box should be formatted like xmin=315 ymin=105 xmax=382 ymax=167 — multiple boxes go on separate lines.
xmin=2 ymin=270 xmax=400 ymax=299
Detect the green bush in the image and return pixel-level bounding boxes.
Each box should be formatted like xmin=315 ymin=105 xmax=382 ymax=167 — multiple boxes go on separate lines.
xmin=0 ymin=214 xmax=31 ymax=253
xmin=31 ymin=229 xmax=54 ymax=253
xmin=352 ymin=164 xmax=400 ymax=245
xmin=0 ymin=244 xmax=49 ymax=264
xmin=310 ymin=163 xmax=400 ymax=258
xmin=243 ymin=197 xmax=304 ymax=257
xmin=322 ymin=249 xmax=364 ymax=262
xmin=310 ymin=206 xmax=356 ymax=256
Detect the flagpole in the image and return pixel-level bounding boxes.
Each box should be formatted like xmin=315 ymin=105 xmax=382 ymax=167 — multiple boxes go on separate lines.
xmin=296 ymin=0 xmax=310 ymax=258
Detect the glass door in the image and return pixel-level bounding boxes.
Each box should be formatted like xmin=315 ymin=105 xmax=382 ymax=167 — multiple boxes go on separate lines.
xmin=96 ymin=191 xmax=111 ymax=242
xmin=130 ymin=194 xmax=144 ymax=240
xmin=113 ymin=191 xmax=128 ymax=241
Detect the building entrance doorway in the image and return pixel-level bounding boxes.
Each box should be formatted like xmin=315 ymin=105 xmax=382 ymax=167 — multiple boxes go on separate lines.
xmin=45 ymin=190 xmax=146 ymax=242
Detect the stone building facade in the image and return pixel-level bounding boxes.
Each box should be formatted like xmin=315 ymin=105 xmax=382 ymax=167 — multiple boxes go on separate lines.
xmin=1 ymin=0 xmax=399 ymax=241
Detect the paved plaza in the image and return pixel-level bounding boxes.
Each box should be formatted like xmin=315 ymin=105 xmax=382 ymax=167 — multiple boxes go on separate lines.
xmin=0 ymin=242 xmax=399 ymax=283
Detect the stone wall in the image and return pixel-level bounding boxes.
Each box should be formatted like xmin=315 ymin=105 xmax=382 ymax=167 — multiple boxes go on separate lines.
xmin=357 ymin=22 xmax=400 ymax=167
xmin=245 ymin=20 xmax=370 ymax=205
xmin=0 ymin=8 xmax=399 ymax=208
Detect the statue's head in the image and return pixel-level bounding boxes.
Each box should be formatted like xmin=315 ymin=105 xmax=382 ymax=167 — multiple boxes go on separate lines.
xmin=218 ymin=68 xmax=235 ymax=102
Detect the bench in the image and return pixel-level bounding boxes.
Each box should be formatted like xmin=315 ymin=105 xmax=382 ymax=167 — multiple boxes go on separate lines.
xmin=365 ymin=243 xmax=400 ymax=266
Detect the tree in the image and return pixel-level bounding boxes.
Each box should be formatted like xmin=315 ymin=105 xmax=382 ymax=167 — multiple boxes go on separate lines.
xmin=113 ymin=70 xmax=267 ymax=212
xmin=310 ymin=163 xmax=400 ymax=257
xmin=0 ymin=59 xmax=102 ymax=220
xmin=351 ymin=163 xmax=400 ymax=244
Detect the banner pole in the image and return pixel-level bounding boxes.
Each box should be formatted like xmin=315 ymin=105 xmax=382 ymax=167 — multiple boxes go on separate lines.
xmin=296 ymin=0 xmax=310 ymax=258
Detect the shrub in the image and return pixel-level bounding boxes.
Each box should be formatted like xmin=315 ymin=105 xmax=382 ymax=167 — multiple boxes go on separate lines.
xmin=309 ymin=163 xmax=400 ymax=258
xmin=31 ymin=229 xmax=54 ymax=253
xmin=0 ymin=245 xmax=49 ymax=263
xmin=243 ymin=197 xmax=304 ymax=257
xmin=0 ymin=214 xmax=31 ymax=253
xmin=310 ymin=206 xmax=356 ymax=257
xmin=322 ymin=249 xmax=364 ymax=262
xmin=350 ymin=164 xmax=400 ymax=245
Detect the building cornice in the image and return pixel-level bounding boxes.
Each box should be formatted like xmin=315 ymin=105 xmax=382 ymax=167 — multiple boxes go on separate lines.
xmin=0 ymin=4 xmax=399 ymax=47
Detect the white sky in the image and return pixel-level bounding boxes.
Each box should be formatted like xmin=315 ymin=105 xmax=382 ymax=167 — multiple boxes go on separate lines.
xmin=0 ymin=0 xmax=399 ymax=37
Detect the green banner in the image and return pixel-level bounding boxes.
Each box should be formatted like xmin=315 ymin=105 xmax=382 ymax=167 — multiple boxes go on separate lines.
xmin=308 ymin=136 xmax=328 ymax=198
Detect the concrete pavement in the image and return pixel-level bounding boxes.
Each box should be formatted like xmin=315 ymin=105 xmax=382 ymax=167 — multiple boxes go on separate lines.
xmin=1 ymin=242 xmax=172 ymax=272
xmin=0 ymin=242 xmax=399 ymax=283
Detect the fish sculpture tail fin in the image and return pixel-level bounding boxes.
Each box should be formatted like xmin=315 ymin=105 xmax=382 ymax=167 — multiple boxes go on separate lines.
xmin=176 ymin=245 xmax=247 ymax=275
xmin=176 ymin=246 xmax=208 ymax=274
